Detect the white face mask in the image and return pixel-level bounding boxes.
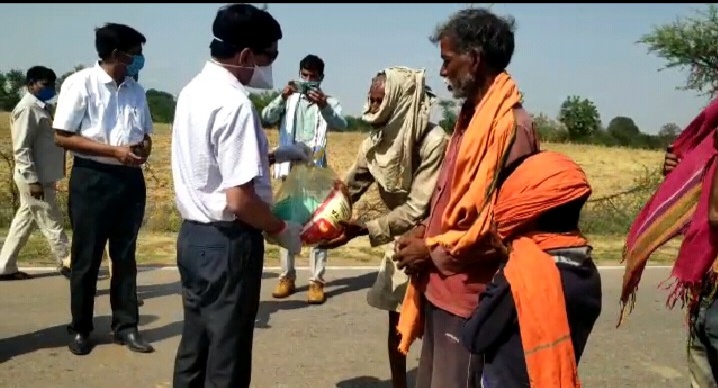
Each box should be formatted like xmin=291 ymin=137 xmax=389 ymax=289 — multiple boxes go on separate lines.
xmin=210 ymin=58 xmax=274 ymax=89
xmin=249 ymin=64 xmax=273 ymax=89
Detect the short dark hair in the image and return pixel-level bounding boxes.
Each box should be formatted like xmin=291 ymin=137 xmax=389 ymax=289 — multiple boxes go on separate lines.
xmin=430 ymin=8 xmax=516 ymax=72
xmin=25 ymin=66 xmax=56 ymax=85
xmin=95 ymin=23 xmax=147 ymax=60
xmin=299 ymin=55 xmax=325 ymax=76
xmin=210 ymin=3 xmax=282 ymax=59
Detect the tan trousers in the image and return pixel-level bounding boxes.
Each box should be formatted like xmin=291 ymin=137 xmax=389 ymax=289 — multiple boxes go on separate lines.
xmin=0 ymin=177 xmax=70 ymax=274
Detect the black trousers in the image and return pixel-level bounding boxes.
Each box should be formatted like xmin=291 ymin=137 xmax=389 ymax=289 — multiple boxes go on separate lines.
xmin=68 ymin=157 xmax=145 ymax=336
xmin=172 ymin=219 xmax=264 ymax=388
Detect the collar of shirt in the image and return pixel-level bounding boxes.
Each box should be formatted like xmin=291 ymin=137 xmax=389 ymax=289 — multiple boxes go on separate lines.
xmin=22 ymin=92 xmax=46 ymax=110
xmin=201 ymin=60 xmax=249 ymax=96
xmin=93 ymin=61 xmax=136 ymax=87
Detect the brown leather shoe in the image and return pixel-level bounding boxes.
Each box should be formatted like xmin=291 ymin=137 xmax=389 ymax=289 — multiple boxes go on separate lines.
xmin=307 ymin=281 xmax=326 ymax=304
xmin=271 ymin=278 xmax=296 ymax=299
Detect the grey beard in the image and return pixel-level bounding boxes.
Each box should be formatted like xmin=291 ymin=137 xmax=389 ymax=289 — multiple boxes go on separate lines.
xmin=449 ymin=73 xmax=478 ymax=100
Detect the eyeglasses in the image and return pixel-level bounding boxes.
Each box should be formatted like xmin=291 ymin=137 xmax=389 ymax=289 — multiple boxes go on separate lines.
xmin=257 ymin=49 xmax=279 ymax=61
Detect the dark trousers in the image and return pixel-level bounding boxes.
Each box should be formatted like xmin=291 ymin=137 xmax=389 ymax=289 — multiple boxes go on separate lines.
xmin=480 ymin=261 xmax=603 ymax=388
xmin=688 ymin=288 xmax=718 ymax=387
xmin=172 ymin=219 xmax=264 ymax=388
xmin=68 ymin=157 xmax=145 ymax=336
xmin=415 ymin=301 xmax=483 ymax=388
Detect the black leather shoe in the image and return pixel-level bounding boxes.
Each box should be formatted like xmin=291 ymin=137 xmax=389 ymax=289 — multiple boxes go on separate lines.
xmin=68 ymin=333 xmax=92 ymax=356
xmin=58 ymin=266 xmax=71 ymax=280
xmin=114 ymin=331 xmax=154 ymax=353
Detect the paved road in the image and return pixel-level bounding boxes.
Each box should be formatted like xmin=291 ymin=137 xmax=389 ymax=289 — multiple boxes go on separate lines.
xmin=0 ymin=267 xmax=687 ymax=388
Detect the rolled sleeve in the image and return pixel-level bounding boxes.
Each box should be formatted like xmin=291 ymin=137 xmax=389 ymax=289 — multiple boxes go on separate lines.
xmin=320 ymin=97 xmax=348 ymax=130
xmin=260 ymin=94 xmax=286 ymax=125
xmin=343 ymin=140 xmax=375 ymax=204
xmin=213 ymin=102 xmax=263 ymax=190
xmin=52 ymin=75 xmax=86 ymax=132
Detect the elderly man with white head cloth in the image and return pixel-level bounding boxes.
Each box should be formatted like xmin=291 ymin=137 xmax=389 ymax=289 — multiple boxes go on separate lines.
xmin=319 ymin=66 xmax=449 ymax=388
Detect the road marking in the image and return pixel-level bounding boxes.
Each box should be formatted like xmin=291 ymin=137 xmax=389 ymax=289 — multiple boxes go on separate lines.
xmin=17 ymin=265 xmax=672 ymax=273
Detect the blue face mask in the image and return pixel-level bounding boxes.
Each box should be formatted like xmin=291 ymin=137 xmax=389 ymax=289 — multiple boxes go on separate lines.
xmin=36 ymin=87 xmax=56 ymax=102
xmin=125 ymin=54 xmax=145 ymax=77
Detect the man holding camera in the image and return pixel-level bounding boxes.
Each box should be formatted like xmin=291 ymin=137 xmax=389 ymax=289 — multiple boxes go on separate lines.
xmin=261 ymin=54 xmax=348 ymax=304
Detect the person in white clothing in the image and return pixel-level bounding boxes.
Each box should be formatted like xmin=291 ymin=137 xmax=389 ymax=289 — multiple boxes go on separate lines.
xmin=0 ymin=66 xmax=71 ymax=281
xmin=170 ymin=4 xmax=302 ymax=388
xmin=53 ymin=22 xmax=154 ymax=357
xmin=261 ymin=54 xmax=348 ymax=304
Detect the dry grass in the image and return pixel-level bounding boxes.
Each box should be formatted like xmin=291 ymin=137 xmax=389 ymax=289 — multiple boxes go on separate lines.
xmin=0 ymin=111 xmax=671 ymax=266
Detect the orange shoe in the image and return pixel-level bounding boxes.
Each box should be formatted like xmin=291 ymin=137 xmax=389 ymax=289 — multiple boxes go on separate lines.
xmin=272 ymin=278 xmax=296 ymax=299
xmin=307 ymin=281 xmax=326 ymax=304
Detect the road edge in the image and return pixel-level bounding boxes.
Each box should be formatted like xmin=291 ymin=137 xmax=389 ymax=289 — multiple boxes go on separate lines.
xmin=18 ymin=265 xmax=670 ymax=272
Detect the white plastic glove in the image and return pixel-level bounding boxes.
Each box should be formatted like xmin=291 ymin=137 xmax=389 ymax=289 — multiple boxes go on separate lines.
xmin=272 ymin=143 xmax=312 ymax=164
xmin=264 ymin=221 xmax=303 ymax=256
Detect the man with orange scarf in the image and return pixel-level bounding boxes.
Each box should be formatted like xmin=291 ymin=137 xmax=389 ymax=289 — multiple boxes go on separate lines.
xmin=391 ymin=8 xmax=540 ymax=387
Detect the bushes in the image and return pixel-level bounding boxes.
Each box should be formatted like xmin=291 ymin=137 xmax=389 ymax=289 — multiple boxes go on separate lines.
xmin=579 ymin=167 xmax=663 ymax=235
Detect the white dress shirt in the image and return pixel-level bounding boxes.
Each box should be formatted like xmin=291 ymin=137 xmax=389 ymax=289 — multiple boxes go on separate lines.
xmin=171 ymin=61 xmax=273 ymax=223
xmin=52 ymin=62 xmax=153 ymax=166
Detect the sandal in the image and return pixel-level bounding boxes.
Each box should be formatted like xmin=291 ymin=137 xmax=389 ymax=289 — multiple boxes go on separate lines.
xmin=0 ymin=271 xmax=33 ymax=281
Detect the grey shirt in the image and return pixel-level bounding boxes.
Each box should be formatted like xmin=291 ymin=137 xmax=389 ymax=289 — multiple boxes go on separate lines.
xmin=10 ymin=93 xmax=65 ymax=184
xmin=344 ymin=123 xmax=449 ymax=246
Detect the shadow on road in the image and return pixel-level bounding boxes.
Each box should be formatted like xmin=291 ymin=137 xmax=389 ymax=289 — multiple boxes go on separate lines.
xmin=336 ymin=368 xmax=417 ymax=387
xmin=293 ymin=272 xmax=376 ymax=299
xmin=255 ymin=299 xmax=308 ymax=329
xmin=96 ymin=271 xmax=279 ymax=301
xmin=0 ymin=314 xmax=184 ymax=363
xmin=255 ymin=272 xmax=377 ymax=329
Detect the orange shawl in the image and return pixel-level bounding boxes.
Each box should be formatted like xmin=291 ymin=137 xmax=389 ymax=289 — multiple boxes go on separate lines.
xmin=400 ymin=151 xmax=591 ymax=388
xmin=424 ymin=71 xmax=522 ymax=255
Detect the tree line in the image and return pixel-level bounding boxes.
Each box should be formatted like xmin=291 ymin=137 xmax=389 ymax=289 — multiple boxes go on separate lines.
xmin=0 ymin=68 xmax=685 ymax=149
xmin=0 ymin=69 xmax=684 ymax=150
xmin=3 ymin=3 xmax=718 ymax=150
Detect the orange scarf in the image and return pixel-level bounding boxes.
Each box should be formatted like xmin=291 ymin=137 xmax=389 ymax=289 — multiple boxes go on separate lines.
xmin=398 ymin=71 xmax=521 ymax=354
xmin=399 ymin=151 xmax=590 ymax=388
xmin=424 ymin=71 xmax=522 ymax=255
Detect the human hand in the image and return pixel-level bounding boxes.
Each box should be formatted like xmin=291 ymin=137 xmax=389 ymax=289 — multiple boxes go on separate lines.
xmin=264 ymin=221 xmax=303 ymax=256
xmin=114 ymin=146 xmax=146 ymax=166
xmin=663 ymin=149 xmax=679 ymax=176
xmin=393 ymin=237 xmax=432 ymax=276
xmin=395 ymin=225 xmax=426 ymax=253
xmin=307 ymin=89 xmax=328 ymax=108
xmin=130 ymin=140 xmax=151 ymax=159
xmin=140 ymin=138 xmax=152 ymax=157
xmin=317 ymin=219 xmax=369 ymax=249
xmin=281 ymin=82 xmax=298 ymax=100
xmin=272 ymin=143 xmax=312 ymax=164
xmin=28 ymin=183 xmax=44 ymax=200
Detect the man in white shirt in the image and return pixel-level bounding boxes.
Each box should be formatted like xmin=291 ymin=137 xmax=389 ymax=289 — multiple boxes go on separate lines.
xmin=0 ymin=66 xmax=71 ymax=281
xmin=170 ymin=5 xmax=302 ymax=388
xmin=53 ymin=23 xmax=154 ymax=356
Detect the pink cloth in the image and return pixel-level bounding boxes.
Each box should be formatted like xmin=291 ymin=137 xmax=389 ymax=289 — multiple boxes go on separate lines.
xmin=620 ymin=99 xmax=718 ymax=322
